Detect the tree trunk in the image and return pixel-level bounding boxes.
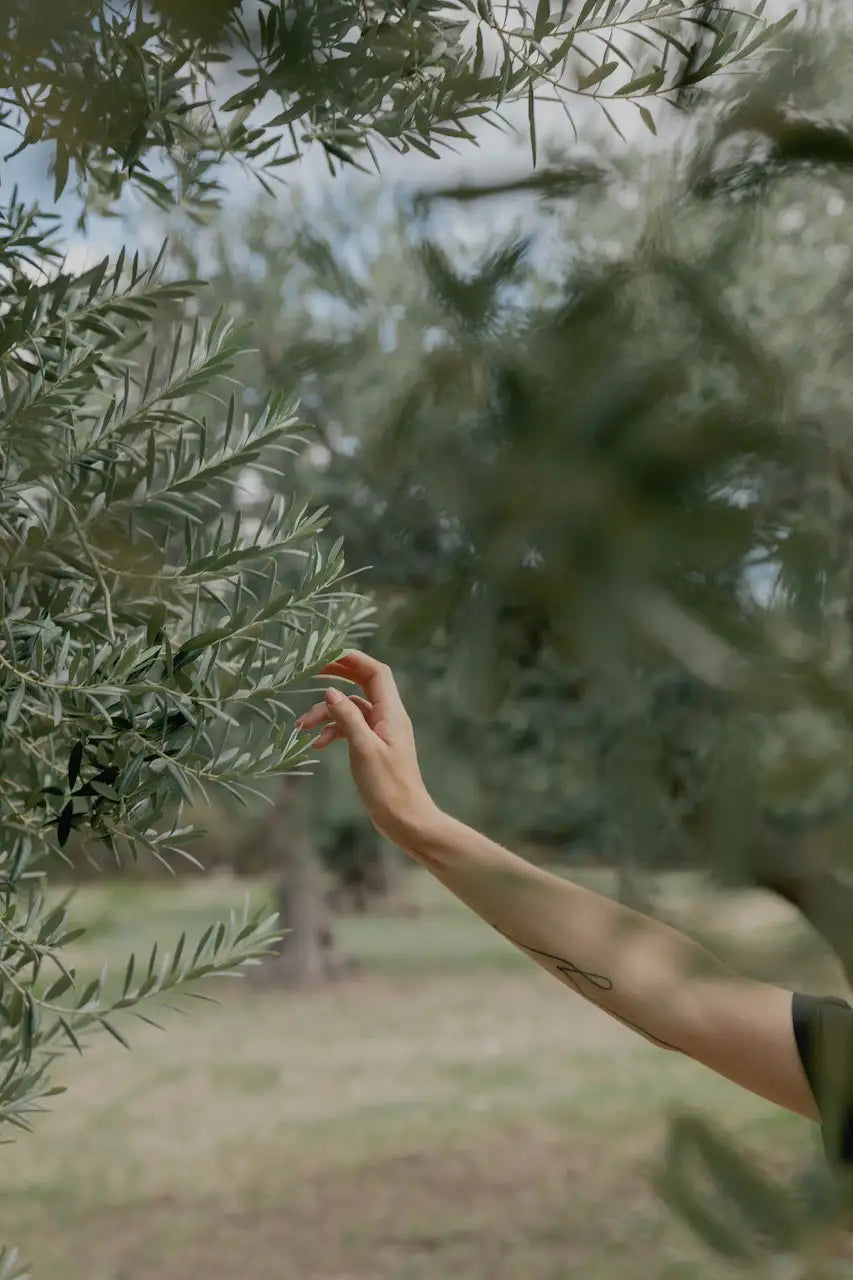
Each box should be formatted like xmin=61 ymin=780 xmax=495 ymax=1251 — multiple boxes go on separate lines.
xmin=256 ymin=776 xmax=357 ymax=988
xmin=361 ymin=829 xmax=412 ymax=913
xmin=749 ymin=818 xmax=853 ymax=987
xmin=680 ymin=791 xmax=853 ymax=986
xmin=325 ymin=823 xmax=415 ymax=916
xmin=616 ymin=848 xmax=653 ymax=913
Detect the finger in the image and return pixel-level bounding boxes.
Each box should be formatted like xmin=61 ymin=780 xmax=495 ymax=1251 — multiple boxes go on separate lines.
xmin=301 ymin=694 xmax=372 ymax=724
xmin=317 ymin=651 xmax=406 ymax=724
xmin=312 ymin=724 xmax=342 ymax=750
xmin=324 ymin=687 xmax=378 ymax=748
xmin=297 ymin=695 xmax=373 ymax=731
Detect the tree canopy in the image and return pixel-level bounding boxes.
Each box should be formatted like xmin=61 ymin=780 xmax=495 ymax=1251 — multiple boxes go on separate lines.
xmin=1 ymin=0 xmax=795 ymax=214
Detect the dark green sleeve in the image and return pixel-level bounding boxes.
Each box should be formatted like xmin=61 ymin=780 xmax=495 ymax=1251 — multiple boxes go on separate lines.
xmin=792 ymin=991 xmax=853 ymax=1167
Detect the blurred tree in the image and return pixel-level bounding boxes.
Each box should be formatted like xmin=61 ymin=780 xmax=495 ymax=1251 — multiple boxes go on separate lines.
xmin=164 ymin=170 xmax=810 ymax=884
xmin=162 ymin=58 xmax=853 ymax=1261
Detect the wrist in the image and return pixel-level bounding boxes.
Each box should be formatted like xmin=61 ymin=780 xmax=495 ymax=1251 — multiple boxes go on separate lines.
xmin=386 ymin=799 xmax=449 ymax=860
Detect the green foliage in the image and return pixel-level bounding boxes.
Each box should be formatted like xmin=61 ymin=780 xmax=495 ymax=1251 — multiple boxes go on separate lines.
xmin=176 ymin=141 xmax=848 ymax=858
xmin=655 ymin=1113 xmax=810 ymax=1262
xmin=0 ymin=887 xmax=280 ymax=1126
xmin=0 ymin=187 xmax=385 ymax=1153
xmin=0 ymin=197 xmax=373 ymax=862
xmin=0 ymin=0 xmax=793 ymax=214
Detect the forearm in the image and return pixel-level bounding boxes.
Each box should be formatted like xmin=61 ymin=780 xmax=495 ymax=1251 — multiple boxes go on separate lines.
xmin=400 ymin=809 xmax=732 ymax=1057
xmin=314 ymin=649 xmax=815 ymax=1120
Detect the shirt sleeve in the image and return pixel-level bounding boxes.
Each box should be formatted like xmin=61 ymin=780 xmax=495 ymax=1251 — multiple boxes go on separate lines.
xmin=792 ymin=991 xmax=853 ymax=1167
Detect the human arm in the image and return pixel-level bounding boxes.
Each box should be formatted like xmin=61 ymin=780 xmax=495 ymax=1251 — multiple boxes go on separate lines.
xmin=297 ymin=651 xmax=820 ymax=1124
xmin=401 ymin=807 xmax=819 ymax=1121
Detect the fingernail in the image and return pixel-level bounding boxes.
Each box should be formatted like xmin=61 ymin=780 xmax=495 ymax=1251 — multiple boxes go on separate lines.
xmin=326 ymin=687 xmax=343 ymax=704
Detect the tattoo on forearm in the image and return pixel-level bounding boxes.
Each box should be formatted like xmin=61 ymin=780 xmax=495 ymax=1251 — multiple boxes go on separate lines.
xmin=493 ymin=926 xmax=686 ymax=1055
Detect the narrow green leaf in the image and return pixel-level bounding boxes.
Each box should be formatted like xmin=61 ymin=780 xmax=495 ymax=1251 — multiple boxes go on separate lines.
xmin=5 ymin=680 xmax=25 ymax=728
xmin=615 ymin=67 xmax=665 ymax=97
xmin=6 ymin=990 xmax=22 ymax=1028
xmin=527 ymin=81 xmax=537 ymax=168
xmin=578 ymin=61 xmax=619 ymax=91
xmin=57 ymin=801 xmax=73 ymax=848
xmin=77 ymin=978 xmax=99 ymax=1010
xmin=53 ymin=140 xmax=69 ymax=200
xmin=19 ymin=995 xmax=33 ymax=1062
xmin=58 ymin=1017 xmax=82 ymax=1054
xmin=123 ymin=952 xmax=136 ymax=997
xmin=576 ymin=0 xmax=598 ymax=19
xmin=737 ymin=9 xmax=796 ymax=60
xmin=192 ymin=924 xmax=215 ymax=966
xmin=146 ymin=431 xmax=157 ymax=484
xmin=43 ymin=973 xmax=74 ymax=1002
xmin=100 ymin=1018 xmax=131 ymax=1050
xmin=68 ymin=740 xmax=84 ymax=789
xmin=533 ymin=0 xmax=552 ymax=39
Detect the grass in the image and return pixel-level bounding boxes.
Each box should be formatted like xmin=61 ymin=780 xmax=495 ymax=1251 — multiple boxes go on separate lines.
xmin=0 ymin=866 xmax=845 ymax=1279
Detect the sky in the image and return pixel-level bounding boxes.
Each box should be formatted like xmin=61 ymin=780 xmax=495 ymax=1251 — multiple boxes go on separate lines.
xmin=3 ymin=0 xmax=813 ymax=278
xmin=4 ymin=15 xmax=678 ymax=274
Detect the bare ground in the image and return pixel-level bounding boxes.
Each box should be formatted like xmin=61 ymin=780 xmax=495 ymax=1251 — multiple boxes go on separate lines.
xmin=0 ymin=873 xmax=839 ymax=1279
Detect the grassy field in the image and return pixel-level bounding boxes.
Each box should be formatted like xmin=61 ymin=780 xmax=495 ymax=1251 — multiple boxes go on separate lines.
xmin=0 ymin=866 xmax=846 ymax=1279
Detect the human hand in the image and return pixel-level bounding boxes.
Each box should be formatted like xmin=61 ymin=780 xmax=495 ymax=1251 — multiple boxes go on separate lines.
xmin=295 ymin=650 xmax=440 ymax=851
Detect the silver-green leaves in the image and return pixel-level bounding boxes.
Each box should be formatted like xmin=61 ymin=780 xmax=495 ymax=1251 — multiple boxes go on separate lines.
xmin=0 ymin=1 xmax=794 ymax=210
xmin=0 ymin=193 xmax=364 ymax=1169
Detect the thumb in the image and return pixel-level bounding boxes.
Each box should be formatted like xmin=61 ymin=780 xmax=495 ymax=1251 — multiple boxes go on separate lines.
xmin=325 ymin=688 xmax=374 ymax=748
